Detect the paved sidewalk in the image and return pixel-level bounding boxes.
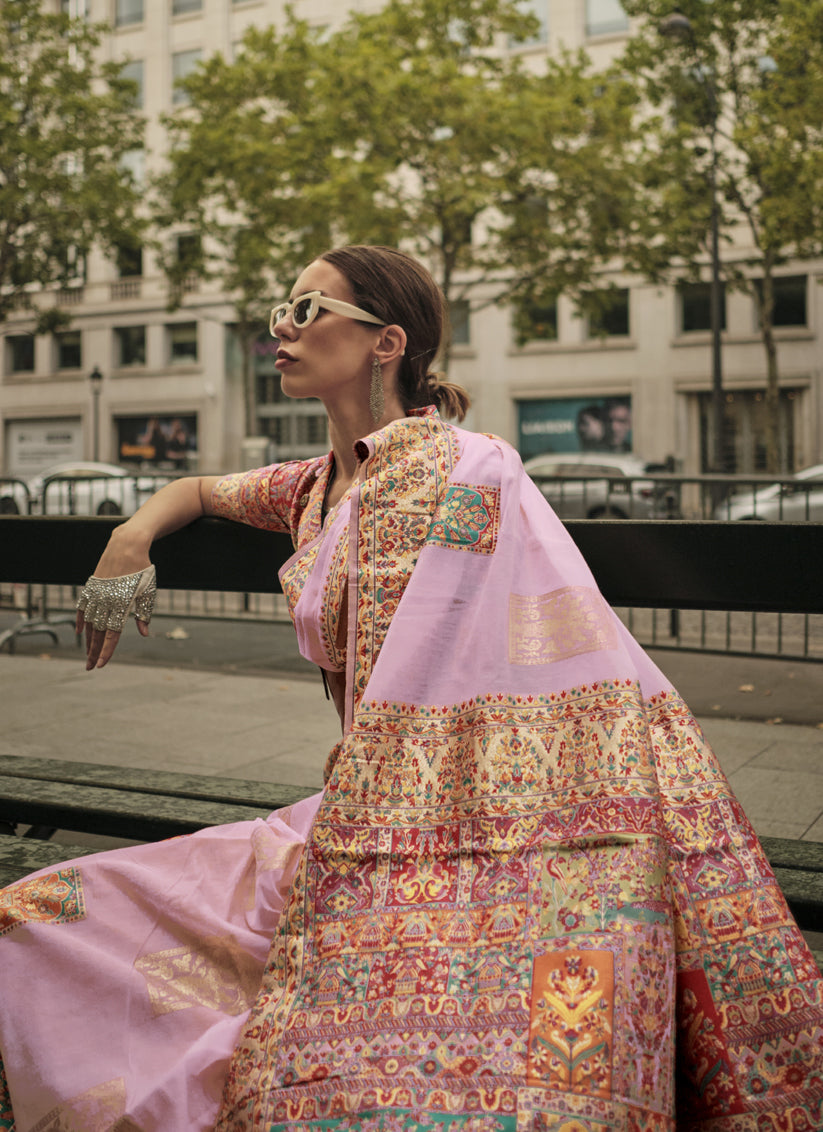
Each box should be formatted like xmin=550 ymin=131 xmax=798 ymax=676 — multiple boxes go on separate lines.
xmin=1 ymin=647 xmax=821 ymax=846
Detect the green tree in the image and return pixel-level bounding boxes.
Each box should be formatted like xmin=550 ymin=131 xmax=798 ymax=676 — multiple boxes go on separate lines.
xmin=155 ymin=0 xmax=637 ymax=432
xmin=316 ymin=0 xmax=543 ymax=315
xmin=620 ymin=0 xmax=823 ymax=472
xmin=320 ymin=0 xmax=641 ymax=352
xmin=154 ymin=19 xmax=340 ymax=436
xmin=0 ymin=0 xmax=144 ymax=332
xmin=492 ymin=53 xmax=643 ymax=335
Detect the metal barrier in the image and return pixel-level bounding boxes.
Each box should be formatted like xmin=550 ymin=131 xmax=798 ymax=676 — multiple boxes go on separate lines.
xmin=0 ymin=478 xmax=33 ymax=515
xmin=527 ymin=470 xmax=823 ymax=521
xmin=39 ymin=471 xmax=176 ymax=517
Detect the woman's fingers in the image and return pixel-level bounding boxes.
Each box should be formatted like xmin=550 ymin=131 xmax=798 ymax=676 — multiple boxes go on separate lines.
xmin=82 ymin=620 xmax=122 ymax=670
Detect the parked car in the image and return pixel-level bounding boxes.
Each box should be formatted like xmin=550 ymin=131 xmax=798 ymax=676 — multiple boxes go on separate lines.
xmin=12 ymin=461 xmax=170 ymax=516
xmin=523 ymin=452 xmax=678 ymax=519
xmin=713 ymin=463 xmax=823 ymax=521
xmin=0 ymin=477 xmax=32 ymax=514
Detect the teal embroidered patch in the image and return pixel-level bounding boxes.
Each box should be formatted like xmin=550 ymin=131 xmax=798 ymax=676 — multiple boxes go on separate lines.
xmin=426 ymin=484 xmax=500 ymax=555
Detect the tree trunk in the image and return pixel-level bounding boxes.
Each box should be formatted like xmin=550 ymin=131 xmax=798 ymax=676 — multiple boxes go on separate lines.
xmin=755 ymin=261 xmax=781 ymax=474
xmin=240 ymin=323 xmax=258 ymax=439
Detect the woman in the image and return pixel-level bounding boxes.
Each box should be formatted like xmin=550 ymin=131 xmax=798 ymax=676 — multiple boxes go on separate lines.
xmin=1 ymin=246 xmax=821 ymax=1131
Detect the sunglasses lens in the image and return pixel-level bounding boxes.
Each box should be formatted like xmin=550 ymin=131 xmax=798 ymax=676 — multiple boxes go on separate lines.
xmin=293 ymin=297 xmax=314 ymax=326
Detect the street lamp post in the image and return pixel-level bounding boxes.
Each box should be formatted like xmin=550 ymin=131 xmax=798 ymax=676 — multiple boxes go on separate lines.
xmin=660 ymin=12 xmax=725 ymax=476
xmin=89 ymin=365 xmax=103 ymax=462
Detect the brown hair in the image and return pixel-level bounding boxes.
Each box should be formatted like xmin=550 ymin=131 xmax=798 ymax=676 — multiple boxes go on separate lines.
xmin=320 ymin=245 xmax=471 ymax=422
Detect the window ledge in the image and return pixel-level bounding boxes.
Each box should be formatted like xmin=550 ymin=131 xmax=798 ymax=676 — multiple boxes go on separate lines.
xmin=112 ymin=366 xmax=149 ymax=377
xmin=671 ymin=329 xmax=814 ymax=347
xmin=3 ymin=372 xmax=82 ymax=385
xmin=508 ymin=339 xmax=636 ymax=356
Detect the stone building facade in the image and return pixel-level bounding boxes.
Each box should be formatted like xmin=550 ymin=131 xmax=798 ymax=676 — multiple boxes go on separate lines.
xmin=2 ymin=0 xmax=820 ymax=479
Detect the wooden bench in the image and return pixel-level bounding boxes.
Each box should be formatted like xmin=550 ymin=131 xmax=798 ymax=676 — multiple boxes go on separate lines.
xmin=0 ymin=754 xmax=316 ymax=888
xmin=2 ymin=514 xmax=822 ymax=966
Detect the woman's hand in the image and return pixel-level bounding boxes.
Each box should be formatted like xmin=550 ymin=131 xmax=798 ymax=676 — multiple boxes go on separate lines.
xmin=75 ymin=527 xmax=155 ymax=671
xmin=74 ymin=475 xmax=220 ymax=671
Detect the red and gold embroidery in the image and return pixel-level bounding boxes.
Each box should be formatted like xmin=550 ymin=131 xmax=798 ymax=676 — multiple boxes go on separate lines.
xmin=0 ymin=867 xmax=85 ymax=937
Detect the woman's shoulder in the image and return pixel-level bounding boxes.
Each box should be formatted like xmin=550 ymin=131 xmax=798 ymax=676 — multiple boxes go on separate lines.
xmin=450 ymin=424 xmax=521 ymax=465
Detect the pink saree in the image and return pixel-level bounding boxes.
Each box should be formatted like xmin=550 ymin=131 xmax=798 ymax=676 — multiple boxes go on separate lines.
xmin=1 ymin=410 xmax=821 ymax=1131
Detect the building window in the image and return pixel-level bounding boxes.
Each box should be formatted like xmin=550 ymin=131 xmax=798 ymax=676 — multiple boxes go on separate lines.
xmin=588 ymin=288 xmax=630 ymax=337
xmin=7 ymin=336 xmax=35 ymax=374
xmin=168 ymin=322 xmax=198 ymax=363
xmin=119 ymin=60 xmax=144 ymax=109
xmin=449 ymin=300 xmax=471 ymax=346
xmin=699 ymin=389 xmax=797 ymax=474
xmin=116 ymin=241 xmax=143 ymax=278
xmin=172 ymin=0 xmax=202 ymax=13
xmin=679 ymin=281 xmax=727 ymax=333
xmin=176 ymin=232 xmax=201 ymax=269
xmin=172 ymin=49 xmax=203 ymax=105
xmin=115 ymin=0 xmax=143 ymax=26
xmin=513 ymin=296 xmax=558 ymax=346
xmin=755 ymin=274 xmax=807 ymax=328
xmin=586 ymin=0 xmax=628 ymax=37
xmin=115 ymin=326 xmax=146 ymax=367
xmin=510 ymin=0 xmax=548 ymax=47
xmin=120 ymin=149 xmax=146 ymax=189
xmin=56 ymin=330 xmax=82 ymax=370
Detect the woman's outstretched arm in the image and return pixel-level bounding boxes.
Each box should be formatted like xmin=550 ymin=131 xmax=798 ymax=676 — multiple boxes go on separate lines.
xmin=76 ymin=474 xmax=222 ymax=671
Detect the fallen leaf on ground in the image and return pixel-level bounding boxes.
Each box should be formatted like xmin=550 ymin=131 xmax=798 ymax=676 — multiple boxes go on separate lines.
xmin=738 ymin=684 xmax=755 ymax=693
xmin=765 ymin=717 xmax=783 ymax=725
xmin=166 ymin=626 xmax=190 ymax=640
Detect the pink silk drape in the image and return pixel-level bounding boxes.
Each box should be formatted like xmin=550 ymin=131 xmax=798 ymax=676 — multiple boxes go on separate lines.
xmin=1 ymin=412 xmax=821 ymax=1131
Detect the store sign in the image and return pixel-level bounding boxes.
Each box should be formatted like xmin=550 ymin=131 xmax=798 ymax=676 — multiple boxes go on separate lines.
xmin=117 ymin=414 xmax=198 ymax=468
xmin=518 ymin=397 xmax=632 ymax=460
xmin=4 ymin=418 xmax=83 ymax=477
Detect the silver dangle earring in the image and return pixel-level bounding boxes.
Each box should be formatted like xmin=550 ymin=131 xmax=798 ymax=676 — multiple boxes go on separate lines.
xmin=369 ymin=356 xmax=384 ymax=424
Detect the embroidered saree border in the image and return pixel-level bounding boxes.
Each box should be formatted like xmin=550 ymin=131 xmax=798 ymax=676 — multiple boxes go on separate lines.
xmin=0 ymin=866 xmax=86 ymax=938
xmin=217 ymin=420 xmax=823 ymax=1130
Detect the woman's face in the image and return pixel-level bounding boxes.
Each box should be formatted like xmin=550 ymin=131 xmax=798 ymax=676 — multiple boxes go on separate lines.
xmin=272 ymin=259 xmax=381 ymax=409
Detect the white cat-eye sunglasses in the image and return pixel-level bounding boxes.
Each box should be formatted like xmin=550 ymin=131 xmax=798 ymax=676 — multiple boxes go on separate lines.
xmin=269 ymin=291 xmax=385 ymax=335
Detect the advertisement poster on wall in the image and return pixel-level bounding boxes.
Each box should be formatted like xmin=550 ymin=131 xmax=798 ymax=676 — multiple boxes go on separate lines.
xmin=518 ymin=397 xmax=632 ymax=461
xmin=4 ymin=418 xmax=83 ymax=478
xmin=117 ymin=414 xmax=198 ymax=468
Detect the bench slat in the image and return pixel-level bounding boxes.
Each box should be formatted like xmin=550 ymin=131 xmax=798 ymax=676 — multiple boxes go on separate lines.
xmin=0 ymin=835 xmax=98 ymax=891
xmin=760 ymin=836 xmax=823 ymax=874
xmin=0 ymin=775 xmax=271 ymax=842
xmin=0 ymin=756 xmax=316 ymax=810
xmin=772 ymin=867 xmax=823 ymax=933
